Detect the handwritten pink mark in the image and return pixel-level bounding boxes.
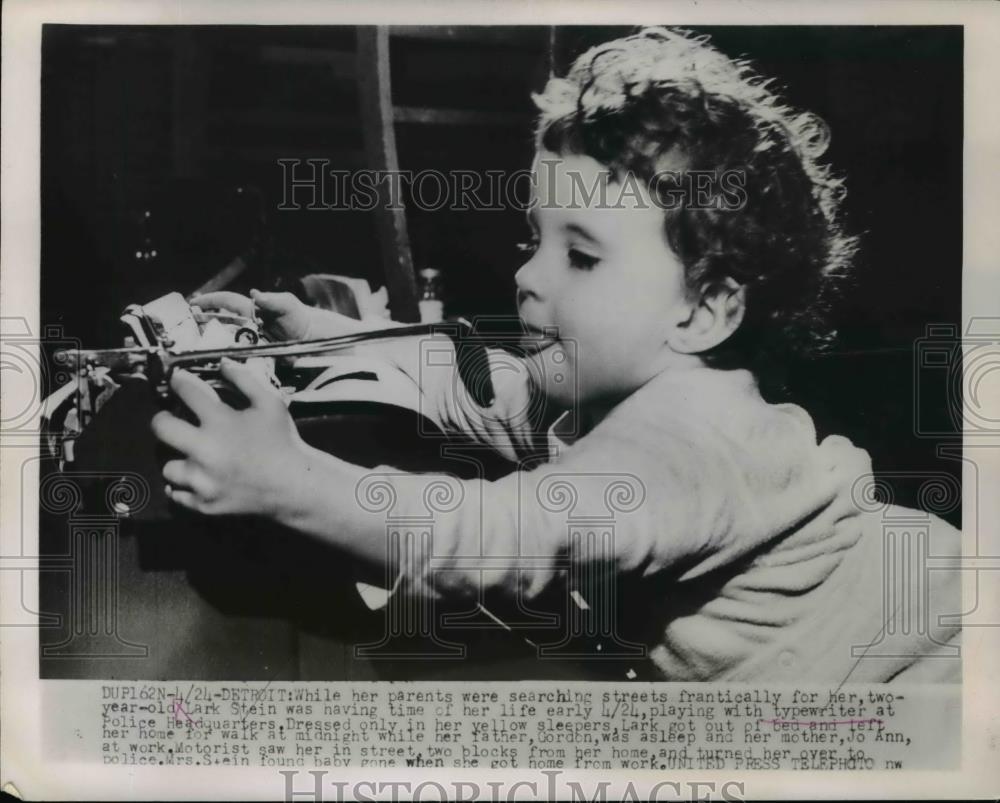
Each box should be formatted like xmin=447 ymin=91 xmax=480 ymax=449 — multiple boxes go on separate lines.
xmin=759 ymin=718 xmax=883 ymax=727
xmin=170 ymin=698 xmax=198 ymax=726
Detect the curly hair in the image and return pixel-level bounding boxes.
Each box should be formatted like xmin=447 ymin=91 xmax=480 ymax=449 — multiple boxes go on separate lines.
xmin=533 ymin=27 xmax=859 ymax=392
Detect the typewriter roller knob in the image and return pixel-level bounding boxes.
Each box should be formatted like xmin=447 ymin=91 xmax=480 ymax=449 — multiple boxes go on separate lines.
xmin=234 ymin=327 xmax=259 ymax=345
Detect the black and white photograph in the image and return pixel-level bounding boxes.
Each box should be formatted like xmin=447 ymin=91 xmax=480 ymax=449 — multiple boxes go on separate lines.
xmin=35 ymin=21 xmax=964 ymax=681
xmin=2 ymin=1 xmax=998 ymax=800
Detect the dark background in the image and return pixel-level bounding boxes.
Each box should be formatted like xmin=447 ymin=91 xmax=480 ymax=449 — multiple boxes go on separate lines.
xmin=41 ymin=25 xmax=963 ymax=523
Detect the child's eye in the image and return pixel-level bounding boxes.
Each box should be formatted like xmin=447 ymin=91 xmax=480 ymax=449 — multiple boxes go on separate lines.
xmin=568 ymin=248 xmax=600 ymax=271
xmin=516 ymin=239 xmax=539 ymax=255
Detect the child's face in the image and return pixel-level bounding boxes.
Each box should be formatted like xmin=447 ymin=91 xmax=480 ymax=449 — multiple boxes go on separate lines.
xmin=516 ymin=150 xmax=692 ymax=411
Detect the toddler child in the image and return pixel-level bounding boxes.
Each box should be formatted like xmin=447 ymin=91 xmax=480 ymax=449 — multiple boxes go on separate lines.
xmin=157 ymin=28 xmax=960 ymax=682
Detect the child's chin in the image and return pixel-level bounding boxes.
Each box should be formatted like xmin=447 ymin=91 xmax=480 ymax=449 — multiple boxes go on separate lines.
xmin=523 ymin=346 xmax=574 ymax=404
xmin=535 ymin=372 xmax=576 ymax=412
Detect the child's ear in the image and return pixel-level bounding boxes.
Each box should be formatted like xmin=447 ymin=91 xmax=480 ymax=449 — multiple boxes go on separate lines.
xmin=669 ymin=277 xmax=746 ymax=354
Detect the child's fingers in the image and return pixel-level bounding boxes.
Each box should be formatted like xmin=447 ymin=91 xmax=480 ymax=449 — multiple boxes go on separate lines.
xmin=219 ymin=358 xmax=274 ymax=407
xmin=164 ymin=485 xmax=203 ymax=513
xmin=150 ymin=410 xmax=201 ymax=455
xmin=249 ymin=289 xmax=300 ymax=316
xmin=188 ymin=291 xmax=253 ymax=318
xmin=820 ymin=434 xmax=871 ymax=475
xmin=163 ymin=460 xmax=218 ymax=511
xmin=169 ymin=369 xmax=223 ymax=423
xmin=162 ymin=459 xmax=198 ymax=490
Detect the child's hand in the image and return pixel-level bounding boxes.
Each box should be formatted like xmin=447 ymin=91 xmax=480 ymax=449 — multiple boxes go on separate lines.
xmin=190 ymin=289 xmax=314 ymax=342
xmin=150 ymin=359 xmax=307 ymax=517
xmin=191 ymin=289 xmax=369 ymax=342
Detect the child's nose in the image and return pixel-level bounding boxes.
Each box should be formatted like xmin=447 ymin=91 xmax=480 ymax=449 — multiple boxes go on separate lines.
xmin=514 ymin=257 xmax=546 ymax=302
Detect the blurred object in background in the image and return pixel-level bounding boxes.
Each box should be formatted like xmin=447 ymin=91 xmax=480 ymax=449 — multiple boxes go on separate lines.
xmin=294 ymin=274 xmax=392 ymax=323
xmin=299 ymin=274 xmax=362 ymax=319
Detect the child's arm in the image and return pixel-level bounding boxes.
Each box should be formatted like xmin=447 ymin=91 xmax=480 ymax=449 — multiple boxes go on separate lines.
xmin=152 ymin=359 xmax=558 ymax=590
xmin=338 ymin=417 xmax=873 ymax=603
xmin=151 ymin=352 xmax=541 ymax=585
xmin=154 ymin=360 xmax=868 ymax=603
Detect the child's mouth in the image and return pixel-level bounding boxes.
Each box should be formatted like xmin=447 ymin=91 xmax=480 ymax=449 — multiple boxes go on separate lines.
xmin=519 ymin=323 xmax=559 ymax=355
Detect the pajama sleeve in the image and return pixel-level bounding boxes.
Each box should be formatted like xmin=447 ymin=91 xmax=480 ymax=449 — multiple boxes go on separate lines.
xmin=353 ymin=345 xmax=868 ymax=605
xmin=369 ymin=411 xmax=858 ymax=603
